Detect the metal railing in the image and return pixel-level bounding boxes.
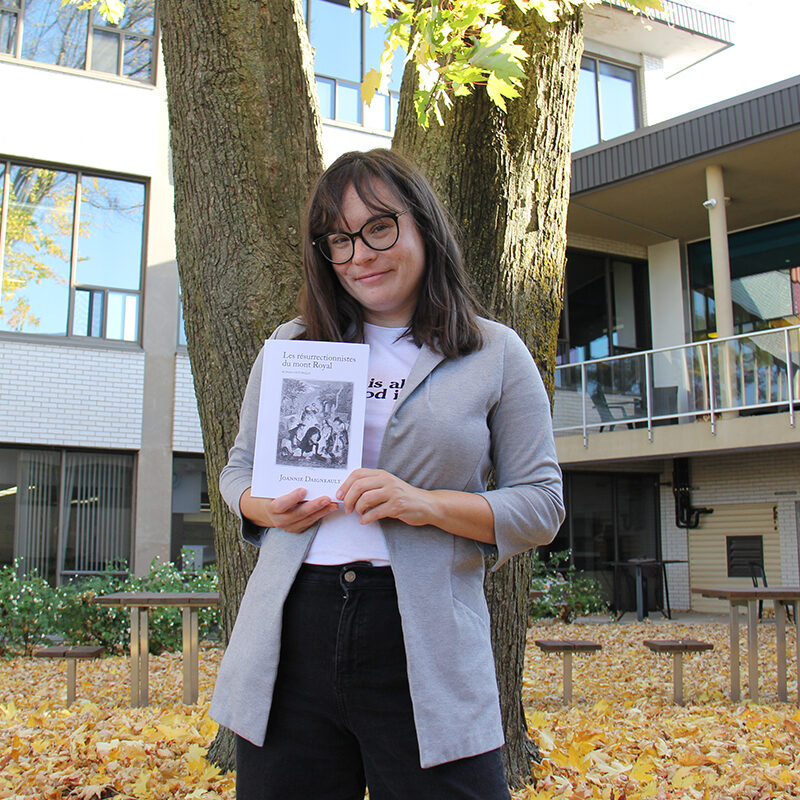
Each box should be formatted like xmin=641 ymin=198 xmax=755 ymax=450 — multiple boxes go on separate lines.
xmin=603 ymin=0 xmax=733 ymax=42
xmin=554 ymin=325 xmax=800 ymax=447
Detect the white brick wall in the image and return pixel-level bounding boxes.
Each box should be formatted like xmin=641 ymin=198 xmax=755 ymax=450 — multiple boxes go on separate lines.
xmin=0 ymin=339 xmax=145 ymax=449
xmin=566 ymin=233 xmax=648 ymax=260
xmin=660 ymin=450 xmax=800 ymax=609
xmin=173 ymin=353 xmax=204 ymax=452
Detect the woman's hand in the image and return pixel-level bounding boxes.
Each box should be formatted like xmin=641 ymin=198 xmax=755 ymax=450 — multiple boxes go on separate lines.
xmin=240 ymin=487 xmax=338 ymax=533
xmin=336 ymin=469 xmax=496 ymax=544
xmin=336 ymin=469 xmax=432 ymax=527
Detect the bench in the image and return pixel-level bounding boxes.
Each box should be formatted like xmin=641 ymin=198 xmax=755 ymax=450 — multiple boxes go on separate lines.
xmin=534 ymin=639 xmax=602 ymax=704
xmin=643 ymin=639 xmax=713 ymax=705
xmin=33 ymin=645 xmax=104 ymax=706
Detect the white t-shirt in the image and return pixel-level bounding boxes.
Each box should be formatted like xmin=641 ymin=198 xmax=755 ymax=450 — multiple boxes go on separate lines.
xmin=304 ymin=323 xmax=420 ymax=565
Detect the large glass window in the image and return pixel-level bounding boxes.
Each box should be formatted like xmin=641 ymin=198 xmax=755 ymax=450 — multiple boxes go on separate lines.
xmin=0 ymin=160 xmax=146 ymax=342
xmin=540 ymin=471 xmax=661 ymax=613
xmin=0 ymin=0 xmax=156 ymax=82
xmin=688 ymin=216 xmax=800 ymax=340
xmin=559 ymin=250 xmax=651 ymax=364
xmin=306 ymin=0 xmax=404 ymax=132
xmin=572 ymin=55 xmax=638 ymax=152
xmin=0 ymin=447 xmax=133 ymax=583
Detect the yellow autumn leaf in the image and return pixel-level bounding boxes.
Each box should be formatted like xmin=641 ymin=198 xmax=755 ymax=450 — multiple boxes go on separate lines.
xmin=629 ymin=754 xmax=655 ymax=782
xmin=361 ymin=68 xmax=383 ymax=105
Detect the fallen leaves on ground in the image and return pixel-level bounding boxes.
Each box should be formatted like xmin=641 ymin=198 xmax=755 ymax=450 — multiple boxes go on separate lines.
xmin=0 ymin=645 xmax=231 ymax=799
xmin=0 ymin=620 xmax=797 ymax=798
xmin=517 ymin=618 xmax=800 ymax=799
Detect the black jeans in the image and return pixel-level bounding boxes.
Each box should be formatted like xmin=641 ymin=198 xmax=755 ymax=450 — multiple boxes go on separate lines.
xmin=235 ymin=562 xmax=511 ymax=800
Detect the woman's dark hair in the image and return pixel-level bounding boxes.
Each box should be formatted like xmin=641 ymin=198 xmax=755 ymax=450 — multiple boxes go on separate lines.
xmin=299 ymin=148 xmax=483 ymax=358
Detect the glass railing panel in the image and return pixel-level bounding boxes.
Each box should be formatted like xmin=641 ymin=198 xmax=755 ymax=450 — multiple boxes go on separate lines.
xmin=787 ymin=326 xmax=800 ymax=404
xmin=709 ymin=330 xmax=793 ymax=412
xmin=552 ymin=325 xmax=800 ymax=436
xmin=649 ymin=343 xmax=710 ymax=419
xmin=583 ymin=353 xmax=646 ymax=431
xmin=553 ymin=363 xmax=584 ymax=432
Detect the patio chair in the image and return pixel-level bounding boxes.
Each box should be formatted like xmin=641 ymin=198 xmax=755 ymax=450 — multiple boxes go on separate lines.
xmin=590 ymin=386 xmax=637 ymax=432
xmin=750 ymin=562 xmax=793 ymax=622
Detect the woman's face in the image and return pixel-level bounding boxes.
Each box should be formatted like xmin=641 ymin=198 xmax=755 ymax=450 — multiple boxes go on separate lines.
xmin=329 ymin=181 xmax=426 ymax=328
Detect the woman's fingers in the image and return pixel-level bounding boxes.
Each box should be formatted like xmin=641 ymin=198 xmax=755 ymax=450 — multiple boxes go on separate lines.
xmin=271 ymin=493 xmax=338 ymax=533
xmin=337 ymin=469 xmax=430 ymax=526
xmin=270 ymin=487 xmax=308 ymax=514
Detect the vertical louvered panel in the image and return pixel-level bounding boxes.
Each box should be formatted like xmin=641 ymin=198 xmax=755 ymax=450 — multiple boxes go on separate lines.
xmin=688 ymin=502 xmax=780 ymax=613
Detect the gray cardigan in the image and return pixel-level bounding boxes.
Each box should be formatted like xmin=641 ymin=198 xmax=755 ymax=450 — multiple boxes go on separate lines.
xmin=210 ymin=316 xmax=564 ymax=768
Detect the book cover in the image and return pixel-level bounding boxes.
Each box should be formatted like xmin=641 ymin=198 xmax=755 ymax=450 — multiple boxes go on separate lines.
xmin=251 ymin=339 xmax=370 ymax=501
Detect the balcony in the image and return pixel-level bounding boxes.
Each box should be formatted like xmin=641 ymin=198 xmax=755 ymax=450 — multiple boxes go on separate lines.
xmin=584 ymin=1 xmax=732 ymax=78
xmin=554 ymin=325 xmax=800 ymax=464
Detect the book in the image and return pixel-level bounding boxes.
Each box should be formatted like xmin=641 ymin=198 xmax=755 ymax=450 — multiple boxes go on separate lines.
xmin=251 ymin=339 xmax=370 ymax=501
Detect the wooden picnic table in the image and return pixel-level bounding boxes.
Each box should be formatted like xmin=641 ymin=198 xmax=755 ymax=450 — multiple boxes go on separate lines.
xmin=93 ymin=591 xmax=219 ymax=706
xmin=691 ymin=585 xmax=800 ymax=703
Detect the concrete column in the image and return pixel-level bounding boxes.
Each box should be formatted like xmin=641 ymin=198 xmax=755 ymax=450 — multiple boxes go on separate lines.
xmin=704 ymin=165 xmax=734 ymax=339
xmin=133 ymin=75 xmax=178 ymax=576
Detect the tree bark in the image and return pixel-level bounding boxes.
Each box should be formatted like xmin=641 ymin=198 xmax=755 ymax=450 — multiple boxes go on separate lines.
xmin=159 ymin=0 xmax=324 ymax=770
xmin=393 ymin=8 xmax=584 ymax=787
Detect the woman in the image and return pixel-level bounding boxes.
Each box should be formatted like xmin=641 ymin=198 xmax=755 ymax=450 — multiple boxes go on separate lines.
xmin=210 ymin=149 xmax=564 ymax=799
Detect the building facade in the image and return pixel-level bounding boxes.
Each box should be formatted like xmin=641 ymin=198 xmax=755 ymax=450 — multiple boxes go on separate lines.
xmin=5 ymin=1 xmax=789 ymax=614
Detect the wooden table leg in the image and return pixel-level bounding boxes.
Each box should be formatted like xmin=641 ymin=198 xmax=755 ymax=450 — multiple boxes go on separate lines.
xmin=66 ymin=660 xmax=76 ymax=707
xmin=182 ymin=606 xmax=200 ymax=705
xmin=635 ymin=566 xmax=645 ymax=622
xmin=130 ymin=607 xmax=141 ymax=706
xmin=776 ymin=600 xmax=787 ymax=702
xmin=729 ymin=602 xmax=741 ymax=702
xmin=563 ymin=652 xmax=573 ymax=705
xmin=747 ymin=598 xmax=759 ymax=703
xmin=672 ymin=652 xmax=684 ymax=705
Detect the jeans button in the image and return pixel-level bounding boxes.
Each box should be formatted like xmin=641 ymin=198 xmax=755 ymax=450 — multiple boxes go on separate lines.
xmin=343 ymin=570 xmax=356 ymax=583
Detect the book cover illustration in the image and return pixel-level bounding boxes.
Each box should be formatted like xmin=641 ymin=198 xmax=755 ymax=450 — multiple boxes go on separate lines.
xmin=252 ymin=340 xmax=369 ymax=502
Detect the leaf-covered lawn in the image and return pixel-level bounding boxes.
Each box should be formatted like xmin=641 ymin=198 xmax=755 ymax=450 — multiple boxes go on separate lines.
xmin=1 ymin=620 xmax=798 ymax=798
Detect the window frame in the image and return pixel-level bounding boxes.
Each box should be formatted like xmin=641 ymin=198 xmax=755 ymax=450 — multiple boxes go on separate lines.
xmin=559 ymin=248 xmax=652 ymax=365
xmin=0 ymin=444 xmax=135 ymax=584
xmin=0 ymin=157 xmax=149 ymax=346
xmin=572 ymin=53 xmax=640 ymax=152
xmin=686 ymin=214 xmax=800 ymax=341
xmin=0 ymin=0 xmax=159 ymax=85
xmin=305 ymin=0 xmax=401 ymax=133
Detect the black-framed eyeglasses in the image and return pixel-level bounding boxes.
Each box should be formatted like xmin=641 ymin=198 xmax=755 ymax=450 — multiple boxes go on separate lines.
xmin=312 ymin=211 xmax=405 ymax=265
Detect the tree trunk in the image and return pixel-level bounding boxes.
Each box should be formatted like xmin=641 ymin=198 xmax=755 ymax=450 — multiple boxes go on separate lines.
xmin=393 ymin=8 xmax=584 ymax=787
xmin=159 ymin=0 xmax=324 ymax=770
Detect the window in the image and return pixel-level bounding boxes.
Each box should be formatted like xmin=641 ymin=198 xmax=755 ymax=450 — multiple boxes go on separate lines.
xmin=0 ymin=160 xmax=146 ymax=341
xmin=558 ymin=250 xmax=651 ymax=364
xmin=0 ymin=447 xmax=134 ymax=582
xmin=572 ymin=55 xmax=638 ymax=152
xmin=171 ymin=455 xmax=215 ymax=568
xmin=539 ymin=472 xmax=661 ymax=611
xmin=306 ymin=0 xmax=404 ymax=132
xmin=0 ymin=0 xmax=156 ymax=82
xmin=688 ymin=216 xmax=800 ymax=340
xmin=726 ymin=535 xmax=764 ymax=579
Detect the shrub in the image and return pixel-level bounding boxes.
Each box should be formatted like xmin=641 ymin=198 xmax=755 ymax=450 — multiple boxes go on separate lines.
xmin=0 ymin=554 xmax=220 ymax=656
xmin=529 ymin=549 xmax=609 ymax=623
xmin=0 ymin=561 xmax=58 ymax=655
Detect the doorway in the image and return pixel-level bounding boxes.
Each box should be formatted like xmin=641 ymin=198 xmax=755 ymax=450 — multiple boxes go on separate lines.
xmin=541 ymin=471 xmax=661 ymax=613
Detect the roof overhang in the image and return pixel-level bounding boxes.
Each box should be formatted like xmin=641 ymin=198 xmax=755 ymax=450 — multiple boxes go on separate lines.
xmin=567 ymin=75 xmax=800 ymax=248
xmin=584 ymin=1 xmax=732 ymax=76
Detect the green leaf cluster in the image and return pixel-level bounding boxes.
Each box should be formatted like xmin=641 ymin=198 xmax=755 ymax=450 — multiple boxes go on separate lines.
xmin=529 ymin=548 xmax=609 ymax=623
xmin=0 ymin=554 xmax=220 ymax=656
xmin=353 ymin=0 xmax=664 ymax=126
